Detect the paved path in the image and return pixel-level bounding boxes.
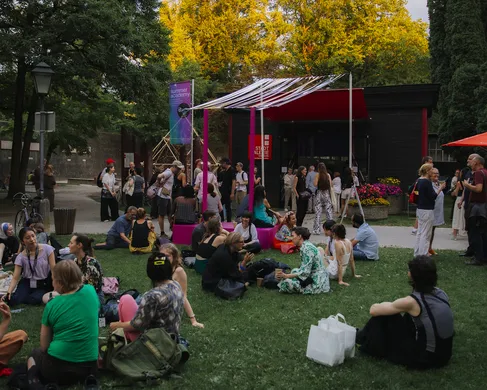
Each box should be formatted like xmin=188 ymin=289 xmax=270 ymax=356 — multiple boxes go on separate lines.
xmin=0 ymin=184 xmax=467 ymax=252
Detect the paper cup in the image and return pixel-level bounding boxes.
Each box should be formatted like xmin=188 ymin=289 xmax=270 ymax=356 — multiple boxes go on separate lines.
xmin=275 ymin=268 xmax=283 ymax=279
xmin=256 ymin=278 xmax=264 ymax=287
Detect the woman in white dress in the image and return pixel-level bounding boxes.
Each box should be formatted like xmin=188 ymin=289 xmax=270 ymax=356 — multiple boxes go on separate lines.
xmin=429 ymin=168 xmax=445 ymax=255
xmin=322 ymin=224 xmax=360 ymax=286
xmin=451 ymin=168 xmax=467 ymax=240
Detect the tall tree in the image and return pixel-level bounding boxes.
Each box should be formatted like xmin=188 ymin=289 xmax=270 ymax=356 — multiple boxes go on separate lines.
xmin=0 ymin=0 xmax=171 ymax=197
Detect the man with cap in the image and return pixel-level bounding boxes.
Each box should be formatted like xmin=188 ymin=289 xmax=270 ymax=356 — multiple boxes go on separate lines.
xmin=157 ymin=160 xmax=184 ymax=236
xmin=219 ymin=158 xmax=236 ymax=222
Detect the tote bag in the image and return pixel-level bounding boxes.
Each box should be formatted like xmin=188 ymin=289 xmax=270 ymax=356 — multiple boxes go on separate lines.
xmin=306 ymin=323 xmax=345 ymax=367
xmin=319 ymin=314 xmax=356 ymax=358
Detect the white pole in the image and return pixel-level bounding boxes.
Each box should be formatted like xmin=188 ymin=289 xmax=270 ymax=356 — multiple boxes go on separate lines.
xmin=190 ymin=79 xmax=195 ymax=184
xmin=349 ymin=73 xmax=353 ymax=169
xmin=260 ymin=85 xmax=265 ymax=186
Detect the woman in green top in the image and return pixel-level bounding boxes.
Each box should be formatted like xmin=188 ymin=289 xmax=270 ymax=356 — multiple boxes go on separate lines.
xmin=27 ymin=260 xmax=99 ymax=388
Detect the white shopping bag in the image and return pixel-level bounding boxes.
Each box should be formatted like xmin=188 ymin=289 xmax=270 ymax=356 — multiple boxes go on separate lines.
xmin=323 ymin=313 xmax=356 ymax=358
xmin=306 ymin=324 xmax=345 ymax=367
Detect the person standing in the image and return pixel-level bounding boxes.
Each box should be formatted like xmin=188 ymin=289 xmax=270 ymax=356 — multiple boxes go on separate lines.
xmin=428 ymin=168 xmax=445 ymax=256
xmin=101 ymin=164 xmax=119 ymax=222
xmin=332 ymin=172 xmax=342 ymax=214
xmin=193 ymin=159 xmax=203 ymax=184
xmin=254 ymin=166 xmax=261 ymax=187
xmin=412 ymin=156 xmax=434 ymax=235
xmin=306 ymin=165 xmax=318 ymax=213
xmin=413 ymin=164 xmax=445 ymax=257
xmin=219 ymin=158 xmax=236 ymax=222
xmin=172 ymin=167 xmax=187 ymax=200
xmin=294 ymin=166 xmax=308 ymax=227
xmin=283 ymin=167 xmax=296 ymax=212
xmin=312 ymin=163 xmax=334 ymax=234
xmin=130 ymin=167 xmax=145 ymax=208
xmin=462 ymin=154 xmax=487 ymax=265
xmin=148 ymin=166 xmax=162 ymax=219
xmin=157 ymin=160 xmax=184 ymax=237
xmin=235 ymin=163 xmax=248 ymax=207
xmin=43 ymin=165 xmax=56 ymax=211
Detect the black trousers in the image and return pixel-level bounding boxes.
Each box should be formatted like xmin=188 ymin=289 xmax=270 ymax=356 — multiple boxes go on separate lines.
xmin=127 ymin=193 xmax=143 ymax=208
xmin=296 ymin=197 xmax=307 ymax=226
xmin=150 ymin=196 xmax=159 ymax=218
xmin=100 ymin=197 xmax=119 ymax=221
xmin=467 ymin=215 xmax=487 ymax=263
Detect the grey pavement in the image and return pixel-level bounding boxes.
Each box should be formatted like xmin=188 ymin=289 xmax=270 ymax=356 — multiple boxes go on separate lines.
xmin=0 ymin=184 xmax=468 ymax=252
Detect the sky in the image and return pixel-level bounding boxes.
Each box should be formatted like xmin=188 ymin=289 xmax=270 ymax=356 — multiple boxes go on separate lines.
xmin=406 ymin=0 xmax=429 ymax=21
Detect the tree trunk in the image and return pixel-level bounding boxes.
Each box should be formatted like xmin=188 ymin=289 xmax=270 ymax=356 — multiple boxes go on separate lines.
xmin=7 ymin=57 xmax=27 ymax=198
xmin=19 ymin=93 xmax=38 ymax=187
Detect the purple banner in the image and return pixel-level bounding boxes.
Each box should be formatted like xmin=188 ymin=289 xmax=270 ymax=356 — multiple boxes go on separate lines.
xmin=169 ymin=81 xmax=192 ymax=145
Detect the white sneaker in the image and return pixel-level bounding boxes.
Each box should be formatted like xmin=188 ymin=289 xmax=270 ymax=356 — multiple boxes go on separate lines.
xmin=284 ymin=208 xmax=288 ymax=212
xmin=411 ymin=229 xmax=417 ymax=235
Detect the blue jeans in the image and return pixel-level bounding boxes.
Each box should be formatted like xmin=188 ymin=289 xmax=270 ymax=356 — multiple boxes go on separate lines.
xmin=353 ymin=248 xmax=376 ymax=261
xmin=10 ymin=278 xmax=50 ymax=306
xmin=96 ymin=235 xmax=129 ymax=250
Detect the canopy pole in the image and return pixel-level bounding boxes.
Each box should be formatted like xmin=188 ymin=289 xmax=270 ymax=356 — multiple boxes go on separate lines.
xmin=202 ymin=109 xmax=209 ymax=211
xmin=349 ymin=73 xmax=353 ymax=169
xmin=260 ymin=86 xmax=265 ymax=187
xmin=249 ymin=108 xmax=256 ymax=212
xmin=190 ymin=79 xmax=195 ymax=184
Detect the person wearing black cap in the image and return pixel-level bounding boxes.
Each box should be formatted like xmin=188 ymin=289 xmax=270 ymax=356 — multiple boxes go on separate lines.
xmin=219 ymin=158 xmax=236 ymax=222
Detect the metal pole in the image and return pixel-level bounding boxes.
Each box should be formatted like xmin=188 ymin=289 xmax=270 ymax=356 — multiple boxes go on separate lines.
xmin=260 ymin=85 xmax=265 ymax=187
xmin=202 ymin=110 xmax=209 ymax=211
xmin=39 ymin=97 xmax=45 ymax=198
xmin=249 ymin=108 xmax=256 ymax=212
xmin=349 ymin=73 xmax=353 ymax=169
xmin=190 ymin=79 xmax=194 ymax=184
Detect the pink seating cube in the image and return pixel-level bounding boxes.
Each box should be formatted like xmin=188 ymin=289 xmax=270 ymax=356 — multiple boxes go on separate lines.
xmin=256 ymin=225 xmax=278 ymax=250
xmin=172 ymin=222 xmax=235 ymax=246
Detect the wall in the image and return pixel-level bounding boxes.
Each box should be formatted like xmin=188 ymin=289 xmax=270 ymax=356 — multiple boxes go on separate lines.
xmin=0 ymin=132 xmax=121 ymax=181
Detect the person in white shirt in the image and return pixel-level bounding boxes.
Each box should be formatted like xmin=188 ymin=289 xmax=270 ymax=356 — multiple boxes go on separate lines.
xmin=235 ymin=162 xmax=248 ymax=206
xmin=157 ymin=160 xmax=184 ymax=237
xmin=234 ymin=211 xmax=261 ymax=253
xmin=283 ymin=167 xmax=296 ymax=212
xmin=332 ymin=172 xmax=342 ymax=214
xmin=194 ymin=162 xmax=219 ymax=204
xmin=101 ymin=164 xmax=119 ymax=222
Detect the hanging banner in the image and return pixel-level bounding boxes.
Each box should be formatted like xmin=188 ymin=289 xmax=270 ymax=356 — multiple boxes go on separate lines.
xmin=248 ymin=134 xmax=272 ymax=160
xmin=169 ymin=81 xmax=192 ymax=145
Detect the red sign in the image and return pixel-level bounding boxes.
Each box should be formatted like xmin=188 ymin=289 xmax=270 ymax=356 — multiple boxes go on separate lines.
xmin=248 ymin=135 xmax=272 ymax=160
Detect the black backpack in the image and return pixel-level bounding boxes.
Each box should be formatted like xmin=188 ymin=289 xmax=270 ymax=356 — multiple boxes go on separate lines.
xmin=246 ymin=258 xmax=290 ymax=281
xmin=96 ymin=170 xmax=105 ymax=188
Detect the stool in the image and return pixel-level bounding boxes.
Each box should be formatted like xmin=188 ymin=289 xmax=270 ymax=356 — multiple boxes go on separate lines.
xmin=172 ymin=224 xmax=198 ymax=245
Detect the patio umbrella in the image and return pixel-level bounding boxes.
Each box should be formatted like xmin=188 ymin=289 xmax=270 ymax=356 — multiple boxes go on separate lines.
xmin=442 ymin=132 xmax=487 ymax=147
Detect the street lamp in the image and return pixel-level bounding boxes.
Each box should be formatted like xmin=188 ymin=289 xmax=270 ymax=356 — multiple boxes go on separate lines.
xmin=32 ymin=62 xmax=54 ymax=198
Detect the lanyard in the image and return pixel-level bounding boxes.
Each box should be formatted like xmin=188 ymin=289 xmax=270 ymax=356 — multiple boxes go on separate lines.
xmin=27 ymin=245 xmax=39 ymax=278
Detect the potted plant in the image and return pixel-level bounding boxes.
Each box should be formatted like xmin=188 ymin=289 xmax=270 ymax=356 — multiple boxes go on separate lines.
xmin=347 ymin=184 xmax=390 ymax=220
xmin=376 ymin=178 xmax=404 ymax=215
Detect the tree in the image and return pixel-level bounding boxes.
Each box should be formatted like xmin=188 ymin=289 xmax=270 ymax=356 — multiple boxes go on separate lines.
xmin=0 ymin=0 xmax=171 ymax=197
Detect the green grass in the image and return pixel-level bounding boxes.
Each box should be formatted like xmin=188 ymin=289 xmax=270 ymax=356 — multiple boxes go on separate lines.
xmin=2 ymin=237 xmax=486 ymax=390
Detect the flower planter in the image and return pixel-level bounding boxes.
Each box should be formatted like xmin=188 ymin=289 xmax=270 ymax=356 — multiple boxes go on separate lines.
xmin=347 ymin=205 xmax=389 ymax=220
xmin=387 ymin=195 xmax=404 ymax=215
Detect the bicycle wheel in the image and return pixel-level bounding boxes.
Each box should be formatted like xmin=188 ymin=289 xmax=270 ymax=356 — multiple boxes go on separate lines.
xmin=14 ymin=210 xmax=26 ymax=236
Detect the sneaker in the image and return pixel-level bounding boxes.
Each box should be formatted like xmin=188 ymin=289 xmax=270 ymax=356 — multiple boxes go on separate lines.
xmin=411 ymin=229 xmax=417 ymax=235
xmin=428 ymin=249 xmax=438 ymax=256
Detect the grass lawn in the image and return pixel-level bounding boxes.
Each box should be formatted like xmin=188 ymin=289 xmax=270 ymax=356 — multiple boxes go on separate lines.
xmin=1 ymin=238 xmax=486 ymax=390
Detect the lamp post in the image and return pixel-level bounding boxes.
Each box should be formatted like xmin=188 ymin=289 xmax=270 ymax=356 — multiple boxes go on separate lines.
xmin=31 ymin=62 xmax=54 ymax=198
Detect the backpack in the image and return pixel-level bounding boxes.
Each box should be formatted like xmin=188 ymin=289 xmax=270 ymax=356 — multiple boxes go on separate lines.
xmin=109 ymin=328 xmax=190 ymax=384
xmin=245 ymin=258 xmax=290 ymax=281
xmin=96 ymin=170 xmax=105 ymax=188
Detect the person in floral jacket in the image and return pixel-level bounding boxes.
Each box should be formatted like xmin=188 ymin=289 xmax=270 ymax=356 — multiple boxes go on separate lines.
xmin=277 ymin=227 xmax=330 ymax=294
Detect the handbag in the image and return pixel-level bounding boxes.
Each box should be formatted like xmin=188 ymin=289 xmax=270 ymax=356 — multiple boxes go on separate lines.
xmin=319 ymin=314 xmax=356 ymax=358
xmin=408 ymin=181 xmax=419 ymax=204
xmin=123 ymin=178 xmax=134 ymax=196
xmin=306 ymin=321 xmax=346 ymax=367
xmin=299 ymin=189 xmax=312 ymax=201
xmin=214 ymin=279 xmax=246 ymax=300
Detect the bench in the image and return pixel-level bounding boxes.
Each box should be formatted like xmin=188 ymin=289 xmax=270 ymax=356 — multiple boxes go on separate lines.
xmin=171 ymin=222 xmax=277 ymax=250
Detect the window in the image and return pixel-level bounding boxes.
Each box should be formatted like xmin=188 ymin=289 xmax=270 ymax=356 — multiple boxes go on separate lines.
xmin=428 ymin=136 xmax=455 ymax=162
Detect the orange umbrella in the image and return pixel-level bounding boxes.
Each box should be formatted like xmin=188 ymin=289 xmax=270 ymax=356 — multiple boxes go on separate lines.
xmin=443 ymin=132 xmax=487 ymax=147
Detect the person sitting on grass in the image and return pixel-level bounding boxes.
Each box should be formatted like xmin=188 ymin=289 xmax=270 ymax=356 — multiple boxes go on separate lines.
xmin=277 ymin=227 xmax=330 ymax=295
xmin=0 ymin=222 xmax=20 ymax=268
xmin=160 ymin=243 xmax=204 ymax=328
xmin=195 ymin=219 xmax=227 ymax=274
xmin=95 ymin=206 xmax=137 ymax=250
xmin=33 ymin=223 xmax=49 ymax=245
xmin=322 ymin=220 xmax=336 ymax=259
xmin=252 ymin=185 xmax=284 ymax=228
xmin=234 ymin=211 xmax=261 ymax=254
xmin=129 ymin=208 xmax=157 ymax=254
xmin=356 ymin=255 xmax=454 ymax=369
xmin=322 ymin=224 xmax=361 ymax=286
xmin=109 ymin=253 xmax=184 ymax=343
xmin=351 ymin=213 xmax=379 ymax=261
xmin=0 ymin=301 xmax=28 ymax=368
xmin=202 ymin=233 xmax=254 ymax=292
xmin=274 ymin=211 xmax=297 ymax=246
xmin=27 ymin=260 xmax=99 ymax=388
xmin=4 ymin=227 xmax=56 ymax=306
xmin=68 ymin=234 xmax=104 ymax=305
xmin=191 ymin=210 xmax=217 ymax=253
xmin=171 ymin=185 xmax=197 ymax=225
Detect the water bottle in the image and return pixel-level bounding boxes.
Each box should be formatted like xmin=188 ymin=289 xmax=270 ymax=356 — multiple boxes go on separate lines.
xmin=98 ymin=309 xmax=106 ymax=328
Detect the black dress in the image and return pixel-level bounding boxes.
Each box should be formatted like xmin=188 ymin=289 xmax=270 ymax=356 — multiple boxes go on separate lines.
xmin=131 ymin=221 xmax=150 ymax=248
xmin=0 ymin=236 xmax=19 ymax=265
xmin=201 ymin=245 xmax=243 ymax=291
xmin=296 ymin=175 xmax=307 ymax=226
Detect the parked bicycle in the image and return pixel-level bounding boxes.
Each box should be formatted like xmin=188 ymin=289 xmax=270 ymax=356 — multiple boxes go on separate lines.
xmin=12 ymin=192 xmax=43 ymax=235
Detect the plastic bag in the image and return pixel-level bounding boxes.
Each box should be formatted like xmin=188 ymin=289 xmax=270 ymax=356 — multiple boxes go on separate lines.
xmin=306 ymin=323 xmax=345 ymax=367
xmin=319 ymin=313 xmax=356 ymax=358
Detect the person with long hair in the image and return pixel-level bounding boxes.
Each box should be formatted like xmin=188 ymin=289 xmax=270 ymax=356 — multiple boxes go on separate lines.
xmin=428 ymin=168 xmax=445 ymax=255
xmin=171 ymin=185 xmax=197 ymax=225
xmin=129 ymin=208 xmax=157 ymax=254
xmin=160 ymin=243 xmax=204 ymax=328
xmin=4 ymin=228 xmax=56 ymax=306
xmin=26 ymin=260 xmax=99 ymax=387
xmin=294 ymin=166 xmax=308 ymax=226
xmin=206 ymin=183 xmax=223 ymax=217
xmin=195 ymin=218 xmax=227 ymax=274
xmin=312 ymin=162 xmax=334 ymax=234
xmin=451 ymin=167 xmax=468 ymax=240
xmin=252 ymin=185 xmax=283 ymax=227
xmin=0 ymin=222 xmax=20 ymax=268
xmin=68 ymin=234 xmax=104 ymax=304
xmin=356 ymin=255 xmax=454 ymax=369
xmin=277 ymin=227 xmax=330 ymax=294
xmin=414 ymin=164 xmax=445 ymax=257
xmin=110 ymin=253 xmax=184 ymax=343
xmin=274 ymin=211 xmax=297 ymax=243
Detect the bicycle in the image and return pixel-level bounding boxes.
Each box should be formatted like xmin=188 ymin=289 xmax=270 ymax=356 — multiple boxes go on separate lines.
xmin=12 ymin=192 xmax=43 ymax=235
